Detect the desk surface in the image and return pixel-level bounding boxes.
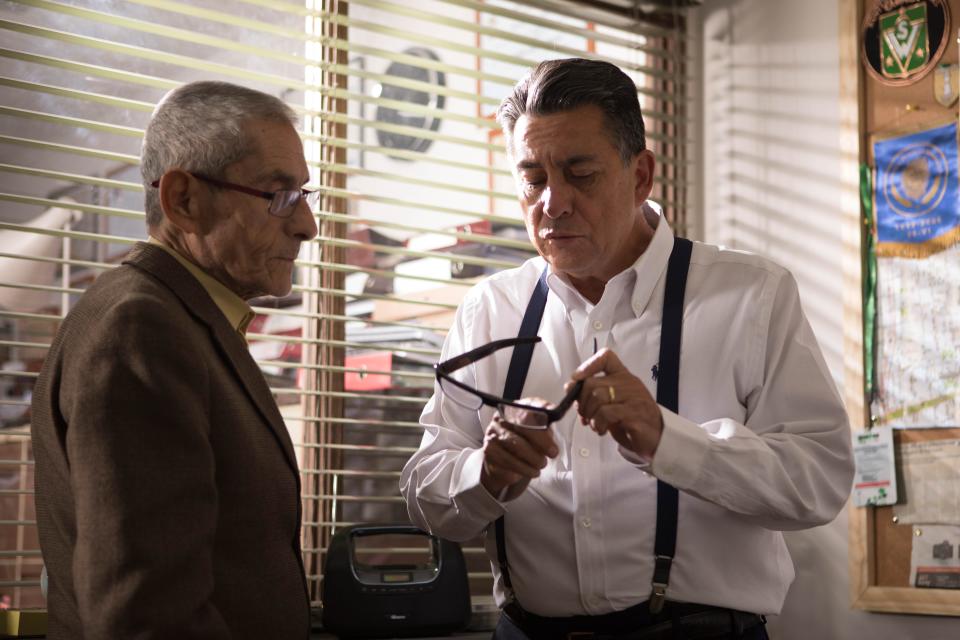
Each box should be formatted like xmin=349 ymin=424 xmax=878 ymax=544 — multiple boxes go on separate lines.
xmin=311 ymin=634 xmax=489 ymax=639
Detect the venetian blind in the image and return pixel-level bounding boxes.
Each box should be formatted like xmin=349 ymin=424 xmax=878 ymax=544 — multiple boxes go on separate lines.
xmin=0 ymin=0 xmax=693 ymax=614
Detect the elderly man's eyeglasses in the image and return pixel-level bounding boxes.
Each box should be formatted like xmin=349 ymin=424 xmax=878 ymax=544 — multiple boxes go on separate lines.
xmin=434 ymin=336 xmax=584 ymax=429
xmin=150 ymin=173 xmax=320 ymax=218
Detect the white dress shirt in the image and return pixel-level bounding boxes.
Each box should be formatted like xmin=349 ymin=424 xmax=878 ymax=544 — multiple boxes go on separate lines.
xmin=400 ymin=209 xmax=853 ymax=617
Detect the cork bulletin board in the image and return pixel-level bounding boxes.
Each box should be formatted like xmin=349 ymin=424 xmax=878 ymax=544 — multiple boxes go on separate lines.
xmin=844 ymin=0 xmax=960 ymax=616
xmin=871 ymin=428 xmax=960 ymax=588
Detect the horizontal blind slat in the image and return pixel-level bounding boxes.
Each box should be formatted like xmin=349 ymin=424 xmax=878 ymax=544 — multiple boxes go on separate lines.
xmin=257 ymin=360 xmax=434 ymax=381
xmin=517 ymin=0 xmax=682 ymax=38
xmin=432 ymin=0 xmax=679 ymax=51
xmin=295 ymin=416 xmax=423 ymax=429
xmin=291 ymin=284 xmax=460 ymax=309
xmin=0 ymin=251 xmax=114 ymax=273
xmin=337 ymin=0 xmax=678 ymax=79
xmin=318 ymin=237 xmax=522 ymax=269
xmin=315 ymin=185 xmax=522 ymax=225
xmin=0 ymin=18 xmax=303 ymax=89
xmin=309 ymin=260 xmax=476 ymax=289
xmin=0 ymin=45 xmax=177 ymax=89
xmin=0 ymin=132 xmax=141 ymax=164
xmin=0 ymin=104 xmax=142 ymax=137
xmin=0 ymin=161 xmax=143 ymax=191
xmin=0 ymin=74 xmax=155 ymax=112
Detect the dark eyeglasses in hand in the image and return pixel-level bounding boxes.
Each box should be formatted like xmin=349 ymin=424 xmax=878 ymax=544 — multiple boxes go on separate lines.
xmin=150 ymin=172 xmax=320 ymax=218
xmin=434 ymin=336 xmax=584 ymax=429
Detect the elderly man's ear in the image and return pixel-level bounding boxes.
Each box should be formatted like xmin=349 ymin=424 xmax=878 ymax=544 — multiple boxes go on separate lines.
xmin=157 ymin=170 xmax=207 ymax=234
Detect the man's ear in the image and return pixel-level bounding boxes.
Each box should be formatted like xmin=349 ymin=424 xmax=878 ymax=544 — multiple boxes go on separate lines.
xmin=157 ymin=169 xmax=206 ymax=234
xmin=632 ymin=150 xmax=656 ymax=205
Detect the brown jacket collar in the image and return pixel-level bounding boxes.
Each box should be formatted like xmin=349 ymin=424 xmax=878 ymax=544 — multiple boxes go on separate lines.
xmin=122 ymin=242 xmax=300 ymax=475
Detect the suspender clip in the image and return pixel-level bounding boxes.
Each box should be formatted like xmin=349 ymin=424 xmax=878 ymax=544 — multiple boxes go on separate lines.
xmin=649 ymin=583 xmax=667 ymax=614
xmin=649 ymin=554 xmax=674 ymax=614
xmin=499 ymin=559 xmax=515 ymax=599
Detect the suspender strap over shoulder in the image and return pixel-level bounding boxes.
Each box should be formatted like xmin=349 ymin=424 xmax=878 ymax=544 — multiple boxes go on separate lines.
xmin=496 ymin=267 xmax=550 ymax=596
xmin=503 ymin=269 xmax=551 ymax=403
xmin=650 ymin=236 xmax=693 ymax=614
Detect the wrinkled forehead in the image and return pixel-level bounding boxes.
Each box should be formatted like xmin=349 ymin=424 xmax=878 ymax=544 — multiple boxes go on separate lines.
xmin=232 ymin=119 xmax=309 ymax=185
xmin=508 ymin=107 xmax=614 ymax=168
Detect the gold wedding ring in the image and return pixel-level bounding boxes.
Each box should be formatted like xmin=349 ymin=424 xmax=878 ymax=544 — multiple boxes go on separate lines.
xmin=607 ymin=386 xmax=616 ymax=402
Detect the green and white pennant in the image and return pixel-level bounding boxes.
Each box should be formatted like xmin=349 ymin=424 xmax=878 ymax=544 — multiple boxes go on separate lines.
xmin=880 ymin=2 xmax=930 ymax=79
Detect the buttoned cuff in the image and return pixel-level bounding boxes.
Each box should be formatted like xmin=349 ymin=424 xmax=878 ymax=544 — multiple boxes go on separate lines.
xmin=451 ymin=448 xmax=508 ymax=521
xmin=617 ymin=443 xmax=651 ymax=468
xmin=647 ymin=406 xmax=710 ymax=489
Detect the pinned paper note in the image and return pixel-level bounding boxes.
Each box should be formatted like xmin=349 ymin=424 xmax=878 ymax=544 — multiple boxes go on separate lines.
xmin=852 ymin=426 xmax=898 ymax=507
xmin=893 ymin=439 xmax=960 ymax=524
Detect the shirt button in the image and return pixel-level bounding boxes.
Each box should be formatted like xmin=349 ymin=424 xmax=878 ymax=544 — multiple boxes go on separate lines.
xmin=579 ymin=448 xmax=590 ymax=457
xmin=581 ymin=517 xmax=592 ymax=528
xmin=592 ymin=320 xmax=603 ymax=330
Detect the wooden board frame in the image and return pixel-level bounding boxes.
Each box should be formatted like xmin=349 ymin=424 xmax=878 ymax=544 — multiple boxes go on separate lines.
xmin=842 ymin=0 xmax=960 ymax=616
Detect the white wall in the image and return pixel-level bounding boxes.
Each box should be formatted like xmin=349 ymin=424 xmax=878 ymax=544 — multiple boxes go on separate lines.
xmin=700 ymin=2 xmax=958 ymax=639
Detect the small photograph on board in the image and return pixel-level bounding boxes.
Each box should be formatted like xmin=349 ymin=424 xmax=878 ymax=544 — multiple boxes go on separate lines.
xmin=910 ymin=525 xmax=960 ymax=589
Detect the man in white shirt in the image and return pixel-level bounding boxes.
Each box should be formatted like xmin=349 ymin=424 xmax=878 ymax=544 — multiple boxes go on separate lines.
xmin=400 ymin=58 xmax=853 ymax=639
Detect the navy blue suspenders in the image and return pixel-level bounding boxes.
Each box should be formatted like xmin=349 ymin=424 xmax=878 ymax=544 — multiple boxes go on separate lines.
xmin=649 ymin=236 xmax=692 ymax=613
xmin=496 ymin=236 xmax=693 ymax=613
xmin=496 ymin=267 xmax=550 ymax=595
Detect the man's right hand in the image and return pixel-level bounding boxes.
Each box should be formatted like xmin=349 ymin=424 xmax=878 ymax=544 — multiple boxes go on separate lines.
xmin=480 ymin=401 xmax=559 ymax=501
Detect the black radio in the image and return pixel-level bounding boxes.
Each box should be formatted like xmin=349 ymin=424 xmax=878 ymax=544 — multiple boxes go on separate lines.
xmin=321 ymin=524 xmax=471 ymax=638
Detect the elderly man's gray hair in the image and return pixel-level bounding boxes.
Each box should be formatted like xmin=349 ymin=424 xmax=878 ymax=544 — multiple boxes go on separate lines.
xmin=141 ymin=81 xmax=297 ymax=228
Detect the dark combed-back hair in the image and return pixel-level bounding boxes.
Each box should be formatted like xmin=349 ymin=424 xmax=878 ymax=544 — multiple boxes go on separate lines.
xmin=496 ymin=58 xmax=646 ymax=165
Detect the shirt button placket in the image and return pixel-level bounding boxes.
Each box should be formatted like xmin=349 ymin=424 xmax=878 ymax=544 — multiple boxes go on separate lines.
xmin=575 ymin=428 xmax=603 ymax=611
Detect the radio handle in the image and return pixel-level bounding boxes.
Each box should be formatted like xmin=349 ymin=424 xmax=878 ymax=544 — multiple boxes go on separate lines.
xmin=350 ymin=525 xmax=432 ymax=538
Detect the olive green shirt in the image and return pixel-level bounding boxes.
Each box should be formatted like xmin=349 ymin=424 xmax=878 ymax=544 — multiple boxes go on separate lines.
xmin=147 ymin=236 xmax=254 ymax=337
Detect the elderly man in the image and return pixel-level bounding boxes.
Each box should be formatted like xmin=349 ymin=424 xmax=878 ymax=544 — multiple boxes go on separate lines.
xmin=31 ymin=81 xmax=318 ymax=639
xmin=401 ymin=59 xmax=853 ymax=639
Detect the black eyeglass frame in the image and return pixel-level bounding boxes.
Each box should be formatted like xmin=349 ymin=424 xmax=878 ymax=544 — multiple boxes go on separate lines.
xmin=434 ymin=336 xmax=584 ymax=428
xmin=150 ymin=172 xmax=319 ymax=218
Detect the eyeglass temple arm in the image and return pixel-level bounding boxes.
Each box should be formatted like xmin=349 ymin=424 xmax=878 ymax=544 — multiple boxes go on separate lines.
xmin=149 ymin=173 xmax=274 ymax=200
xmin=546 ymin=378 xmax=584 ymax=422
xmin=435 ymin=336 xmax=541 ymax=375
xmin=193 ymin=173 xmax=274 ymax=199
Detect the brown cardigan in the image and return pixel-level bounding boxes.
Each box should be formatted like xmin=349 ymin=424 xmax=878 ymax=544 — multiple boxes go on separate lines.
xmin=31 ymin=242 xmax=310 ymax=639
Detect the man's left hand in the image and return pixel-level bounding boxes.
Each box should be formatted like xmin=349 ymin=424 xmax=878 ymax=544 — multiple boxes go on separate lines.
xmin=566 ymin=348 xmax=663 ymax=460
